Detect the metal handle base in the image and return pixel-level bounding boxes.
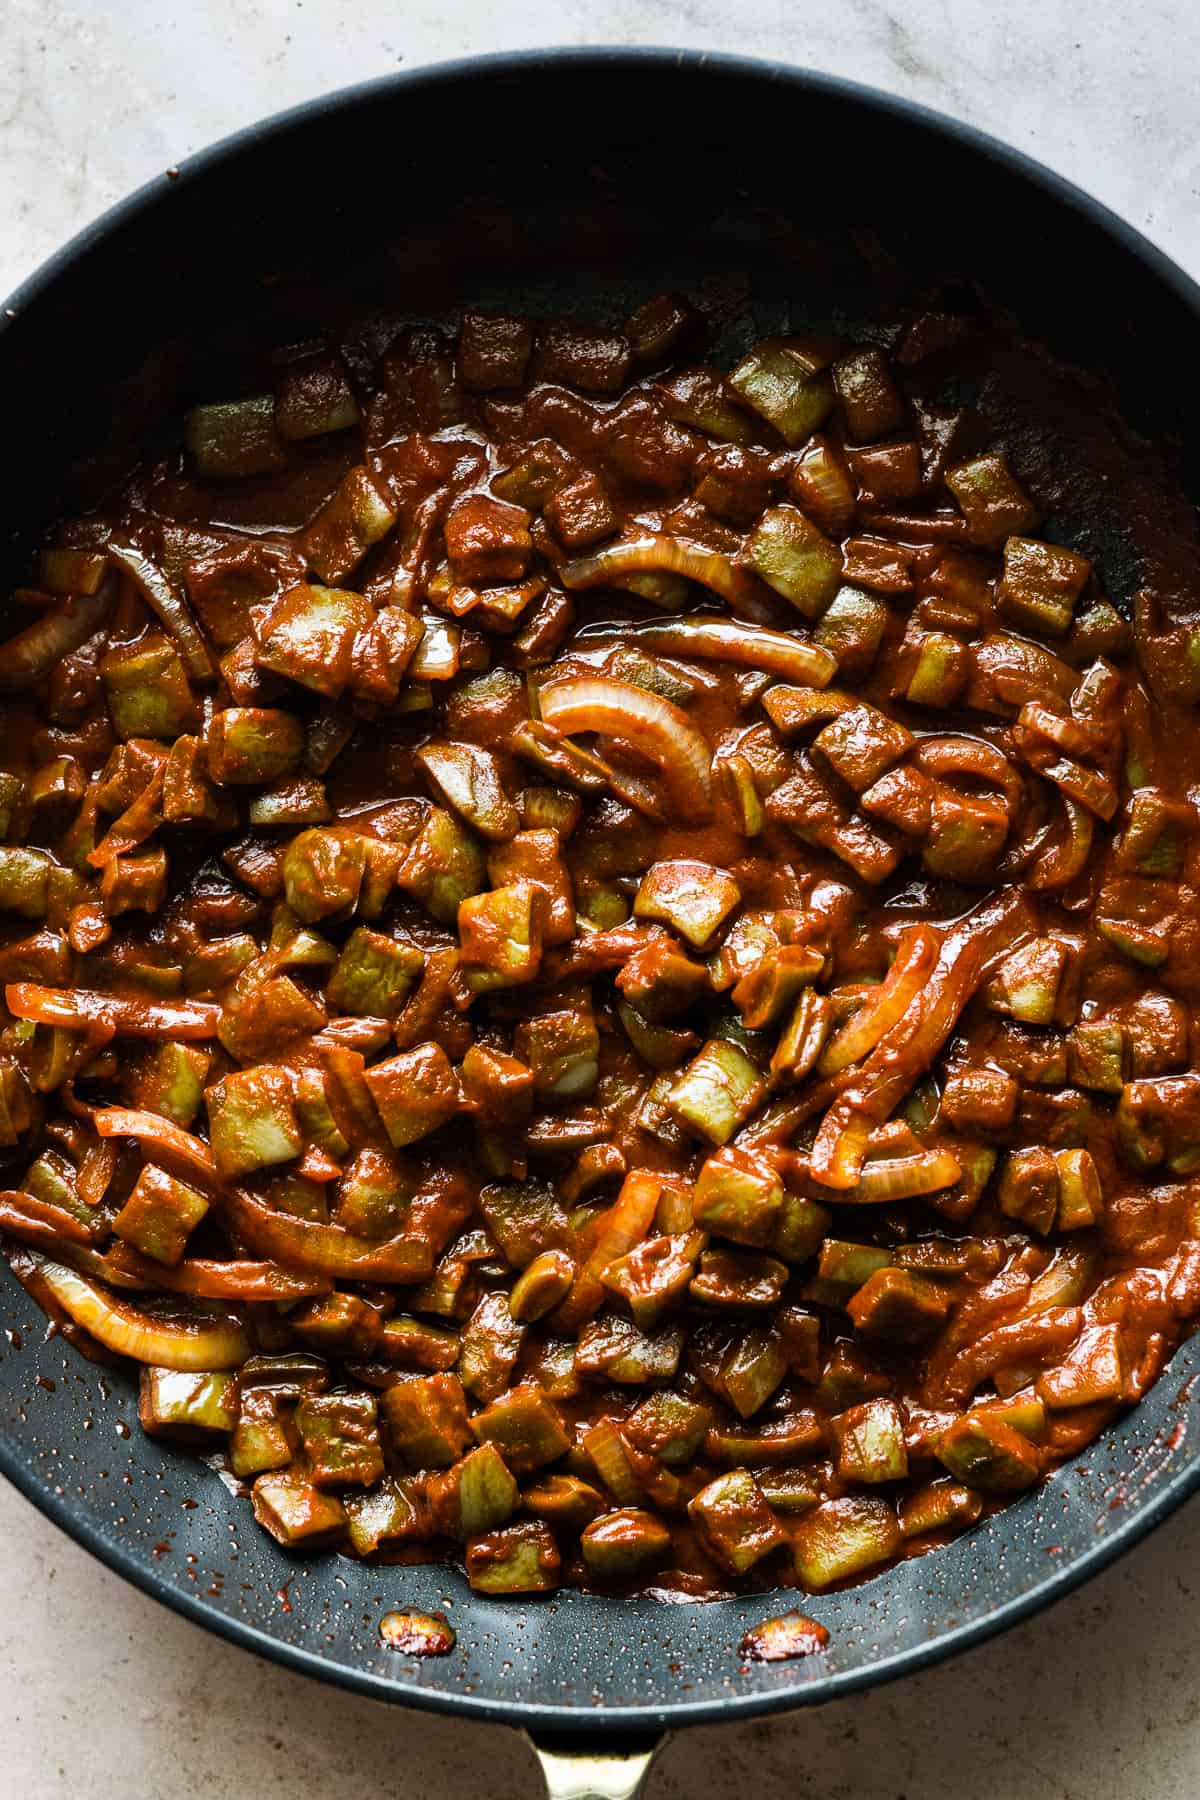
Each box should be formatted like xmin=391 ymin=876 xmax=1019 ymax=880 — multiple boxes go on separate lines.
xmin=525 ymin=1731 xmax=668 ymax=1800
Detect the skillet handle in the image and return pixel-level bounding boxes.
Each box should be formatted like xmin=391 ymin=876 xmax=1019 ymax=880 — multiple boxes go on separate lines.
xmin=523 ymin=1731 xmax=668 ymax=1800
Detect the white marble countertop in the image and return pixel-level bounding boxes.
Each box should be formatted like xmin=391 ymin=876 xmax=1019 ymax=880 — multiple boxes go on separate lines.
xmin=3 ymin=4 xmax=1200 ymax=1795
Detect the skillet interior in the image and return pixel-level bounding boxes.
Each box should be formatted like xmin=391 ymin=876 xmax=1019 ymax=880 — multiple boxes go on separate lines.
xmin=2 ymin=49 xmax=1200 ymax=1732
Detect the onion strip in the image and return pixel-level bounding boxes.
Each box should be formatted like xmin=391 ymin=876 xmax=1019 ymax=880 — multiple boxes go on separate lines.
xmin=1017 ymin=702 xmax=1107 ymax=760
xmin=0 ymin=1226 xmax=134 ymax=1285
xmin=538 ymin=676 xmax=712 ymax=821
xmin=94 ymin=1108 xmax=220 ymax=1190
xmin=30 ymin=1253 xmax=250 ymax=1369
xmin=860 ymin=510 xmax=972 ymax=543
xmin=1022 ymin=746 xmax=1119 ymax=821
xmin=0 ymin=1191 xmax=99 ymax=1248
xmin=103 ymin=1244 xmax=332 ymax=1300
xmin=913 ymin=735 xmax=1024 ymax=814
xmin=7 ymin=984 xmax=221 ymax=1041
xmin=560 ymin=535 xmax=767 ymax=619
xmin=809 ymin=891 xmax=1036 ymax=1189
xmin=107 ymin=537 xmax=215 ymax=680
xmin=87 ymin=767 xmax=165 ymax=869
xmin=226 ymin=1187 xmax=433 ymax=1283
xmin=553 ymin=1169 xmax=661 ymax=1332
xmin=809 ymin=1108 xmax=875 ymax=1191
xmin=582 ymin=615 xmax=836 ymax=688
xmin=928 ymin=1305 xmax=1083 ymax=1407
xmin=1028 ymin=795 xmax=1094 ymax=891
xmin=834 ymin=1147 xmax=962 ymax=1204
xmin=818 ymin=926 xmax=939 ymax=1076
xmin=0 ymin=588 xmax=111 ymax=693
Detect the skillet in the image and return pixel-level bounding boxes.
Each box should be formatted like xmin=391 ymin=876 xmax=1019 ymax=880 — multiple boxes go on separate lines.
xmin=2 ymin=48 xmax=1200 ymax=1799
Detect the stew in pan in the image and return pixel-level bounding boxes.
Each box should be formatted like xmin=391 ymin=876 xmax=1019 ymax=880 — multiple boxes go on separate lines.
xmin=2 ymin=297 xmax=1197 ymax=1602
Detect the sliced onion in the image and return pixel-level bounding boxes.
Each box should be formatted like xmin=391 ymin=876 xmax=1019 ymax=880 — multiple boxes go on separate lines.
xmin=864 ymin=1120 xmax=923 ymax=1158
xmin=913 ymin=735 xmax=1024 ymax=814
xmin=538 ymin=676 xmax=712 ymax=821
xmin=860 ymin=510 xmax=972 ymax=543
xmin=818 ymin=925 xmax=938 ymax=1077
xmin=589 ymin=750 xmax=669 ymax=822
xmin=930 ymin=1305 xmax=1082 ymax=1407
xmin=107 ymin=537 xmax=215 ymax=680
xmin=972 ymin=633 xmax=1077 ymax=713
xmin=77 ymin=1139 xmax=119 ymax=1207
xmin=553 ymin=1170 xmax=662 ymax=1332
xmin=1028 ymin=794 xmax=1094 ymax=891
xmin=104 ymin=1244 xmax=332 ymax=1300
xmin=226 ymin=1187 xmax=433 ymax=1283
xmin=1027 ymin=1247 xmax=1096 ymax=1311
xmin=0 ymin=1192 xmax=99 ymax=1249
xmin=7 ymin=984 xmax=221 ymax=1042
xmin=0 ymin=588 xmax=111 ymax=693
xmin=30 ymin=1253 xmax=249 ymax=1369
xmin=1 ymin=1232 xmax=140 ymax=1287
xmin=734 ymin=1091 xmax=823 ymax=1150
xmin=836 ymin=1147 xmax=962 ymax=1204
xmin=1017 ymin=702 xmax=1107 ymax=760
xmin=1023 ymin=746 xmax=1119 ymax=821
xmin=808 ymin=1106 xmax=875 ymax=1191
xmin=560 ymin=535 xmax=768 ymax=619
xmin=582 ymin=615 xmax=836 ymax=688
xmin=313 ymin=1017 xmax=395 ymax=1055
xmin=809 ymin=890 xmax=1035 ymax=1189
xmin=94 ymin=1108 xmax=220 ymax=1190
xmin=87 ymin=767 xmax=165 ymax=869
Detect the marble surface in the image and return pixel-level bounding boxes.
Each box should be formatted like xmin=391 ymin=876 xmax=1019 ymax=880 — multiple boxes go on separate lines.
xmin=3 ymin=4 xmax=1200 ymax=1796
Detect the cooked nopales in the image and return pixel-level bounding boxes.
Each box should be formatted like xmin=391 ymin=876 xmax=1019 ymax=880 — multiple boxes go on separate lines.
xmin=1 ymin=299 xmax=1196 ymax=1599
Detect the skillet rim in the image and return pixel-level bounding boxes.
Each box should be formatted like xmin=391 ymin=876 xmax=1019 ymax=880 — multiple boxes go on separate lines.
xmin=2 ymin=43 xmax=1200 ymax=1734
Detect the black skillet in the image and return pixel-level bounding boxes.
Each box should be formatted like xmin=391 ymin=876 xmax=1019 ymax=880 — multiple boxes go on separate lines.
xmin=3 ymin=49 xmax=1200 ymax=1800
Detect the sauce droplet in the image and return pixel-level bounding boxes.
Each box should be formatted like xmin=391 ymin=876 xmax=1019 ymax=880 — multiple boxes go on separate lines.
xmin=380 ymin=1608 xmax=457 ymax=1657
xmin=739 ymin=1611 xmax=830 ymax=1662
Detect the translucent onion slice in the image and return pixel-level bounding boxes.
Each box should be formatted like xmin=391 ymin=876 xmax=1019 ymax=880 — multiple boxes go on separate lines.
xmin=1028 ymin=795 xmax=1094 ymax=891
xmin=860 ymin=510 xmax=972 ymax=543
xmin=835 ymin=1147 xmax=962 ymax=1204
xmin=1023 ymin=746 xmax=1119 ymax=821
xmin=582 ymin=615 xmax=836 ymax=688
xmin=1026 ymin=1247 xmax=1096 ymax=1311
xmin=0 ymin=1191 xmax=101 ymax=1249
xmin=226 ymin=1187 xmax=433 ymax=1283
xmin=94 ymin=1107 xmax=220 ymax=1190
xmin=913 ymin=735 xmax=1024 ymax=814
xmin=817 ymin=926 xmax=939 ymax=1077
xmin=77 ymin=1139 xmax=119 ymax=1207
xmin=87 ymin=768 xmax=165 ymax=870
xmin=31 ymin=1254 xmax=250 ymax=1369
xmin=553 ymin=1170 xmax=662 ymax=1333
xmin=107 ymin=537 xmax=215 ymax=680
xmin=809 ymin=890 xmax=1035 ymax=1189
xmin=864 ymin=1119 xmax=923 ymax=1158
xmin=560 ymin=535 xmax=767 ymax=619
xmin=7 ymin=984 xmax=221 ymax=1042
xmin=808 ymin=1106 xmax=875 ymax=1191
xmin=1017 ymin=701 xmax=1107 ymax=760
xmin=538 ymin=677 xmax=712 ymax=822
xmin=0 ymin=588 xmax=111 ymax=693
xmin=104 ymin=1244 xmax=332 ymax=1301
xmin=589 ymin=748 xmax=669 ymax=822
xmin=929 ymin=1305 xmax=1082 ymax=1407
